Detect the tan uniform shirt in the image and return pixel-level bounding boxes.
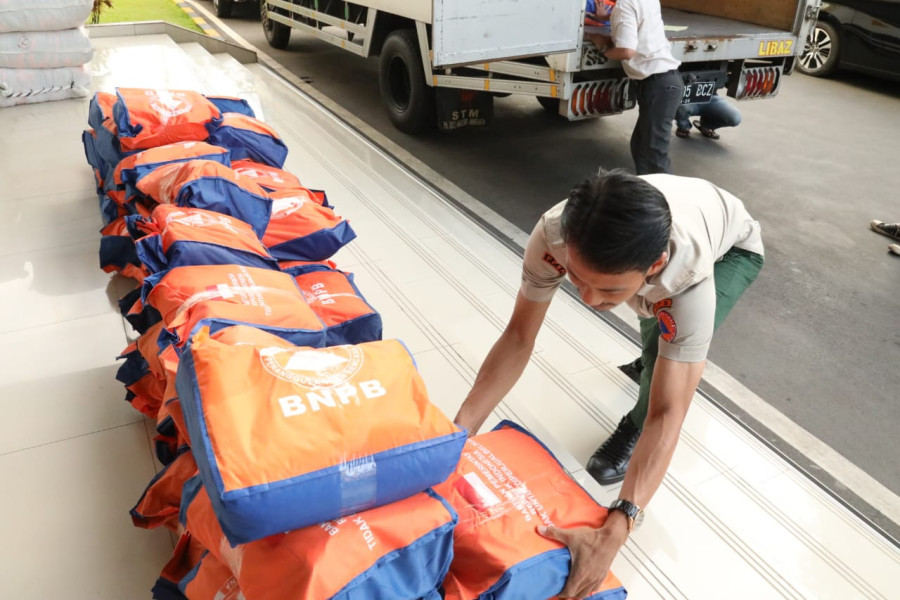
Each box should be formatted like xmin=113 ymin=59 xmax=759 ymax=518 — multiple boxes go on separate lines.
xmin=521 ymin=174 xmax=764 ymax=363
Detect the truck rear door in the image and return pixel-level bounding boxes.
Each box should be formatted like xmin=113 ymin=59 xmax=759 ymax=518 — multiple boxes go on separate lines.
xmin=432 ymin=0 xmax=585 ymax=67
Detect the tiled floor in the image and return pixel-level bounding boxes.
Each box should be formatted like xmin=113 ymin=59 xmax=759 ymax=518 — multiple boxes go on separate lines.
xmin=0 ymin=32 xmax=896 ymax=599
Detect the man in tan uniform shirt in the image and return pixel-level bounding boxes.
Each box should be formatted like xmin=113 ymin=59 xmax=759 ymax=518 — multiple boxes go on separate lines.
xmin=455 ymin=169 xmax=764 ymax=598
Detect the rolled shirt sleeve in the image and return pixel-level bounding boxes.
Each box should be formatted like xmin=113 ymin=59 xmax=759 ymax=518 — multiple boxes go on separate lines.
xmin=520 ymin=219 xmax=565 ymax=303
xmin=611 ymin=1 xmax=639 ymax=50
xmin=652 ymin=276 xmax=716 ymax=363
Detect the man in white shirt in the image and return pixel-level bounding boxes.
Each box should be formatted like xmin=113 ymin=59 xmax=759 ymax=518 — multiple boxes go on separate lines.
xmin=591 ymin=0 xmax=683 ymax=174
xmin=454 ymin=169 xmax=764 ymax=598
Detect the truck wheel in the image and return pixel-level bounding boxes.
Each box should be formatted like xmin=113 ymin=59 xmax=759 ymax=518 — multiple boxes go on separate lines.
xmin=260 ymin=0 xmax=291 ymax=49
xmin=536 ymin=96 xmax=561 ymax=115
xmin=798 ymin=21 xmax=840 ymax=77
xmin=379 ymin=29 xmax=435 ymax=134
xmin=213 ymin=0 xmax=234 ymax=19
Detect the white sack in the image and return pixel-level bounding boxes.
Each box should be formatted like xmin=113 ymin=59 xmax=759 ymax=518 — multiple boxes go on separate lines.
xmin=0 ymin=27 xmax=93 ymax=68
xmin=0 ymin=0 xmax=94 ymax=33
xmin=0 ymin=64 xmax=90 ymax=106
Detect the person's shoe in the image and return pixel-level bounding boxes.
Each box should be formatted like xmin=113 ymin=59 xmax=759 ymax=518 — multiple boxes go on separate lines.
xmin=870 ymin=220 xmax=900 ymax=242
xmin=692 ymin=119 xmax=720 ymax=140
xmin=675 ymin=127 xmax=690 ymax=138
xmin=586 ymin=416 xmax=641 ymax=485
xmin=617 ymin=357 xmax=643 ymax=384
xmin=890 ymin=244 xmax=900 ymax=256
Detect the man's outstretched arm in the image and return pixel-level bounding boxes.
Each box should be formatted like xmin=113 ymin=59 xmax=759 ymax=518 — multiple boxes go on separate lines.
xmin=454 ymin=291 xmax=551 ymax=436
xmin=541 ymin=356 xmax=705 ymax=599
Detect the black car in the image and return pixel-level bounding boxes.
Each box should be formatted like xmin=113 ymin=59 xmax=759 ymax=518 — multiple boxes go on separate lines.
xmin=799 ymin=0 xmax=900 ymax=80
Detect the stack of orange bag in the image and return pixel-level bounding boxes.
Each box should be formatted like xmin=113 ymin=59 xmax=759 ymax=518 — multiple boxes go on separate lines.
xmin=82 ymin=87 xmax=628 ymax=600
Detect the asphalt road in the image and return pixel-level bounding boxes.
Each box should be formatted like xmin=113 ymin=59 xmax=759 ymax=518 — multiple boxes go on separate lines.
xmin=201 ymin=2 xmax=900 ymax=497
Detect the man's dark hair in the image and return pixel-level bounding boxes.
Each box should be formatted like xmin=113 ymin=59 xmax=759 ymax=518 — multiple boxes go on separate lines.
xmin=561 ymin=169 xmax=671 ymax=274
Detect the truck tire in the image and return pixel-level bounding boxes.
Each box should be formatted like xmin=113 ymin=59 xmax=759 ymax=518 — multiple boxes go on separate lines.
xmin=379 ymin=29 xmax=435 ymax=134
xmin=261 ymin=0 xmax=291 ymax=50
xmin=798 ymin=20 xmax=840 ymax=77
xmin=213 ymin=0 xmax=234 ymax=19
xmin=536 ymin=96 xmax=561 ymax=115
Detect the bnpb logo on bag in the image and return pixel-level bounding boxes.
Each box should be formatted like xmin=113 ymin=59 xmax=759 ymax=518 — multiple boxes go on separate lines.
xmin=259 ymin=346 xmax=387 ymax=417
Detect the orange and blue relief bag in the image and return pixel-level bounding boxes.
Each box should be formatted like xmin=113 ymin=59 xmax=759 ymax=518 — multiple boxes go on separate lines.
xmin=205 ymin=112 xmax=288 ymax=168
xmin=231 ymin=159 xmax=332 ymax=208
xmin=113 ymin=141 xmax=231 ymax=199
xmin=285 ymin=264 xmax=382 ymax=346
xmin=136 ymin=159 xmax=273 ymax=238
xmin=131 ymin=448 xmax=198 ymax=531
xmin=113 ymin=88 xmax=223 ymax=152
xmin=175 ymin=326 xmax=466 ymax=544
xmin=434 ymin=421 xmax=627 ymax=600
xmin=181 ymin=474 xmax=455 ymax=600
xmin=262 ymin=189 xmax=356 ymax=261
xmin=132 ymin=205 xmax=278 ymax=275
xmin=140 ymin=264 xmax=326 ymax=350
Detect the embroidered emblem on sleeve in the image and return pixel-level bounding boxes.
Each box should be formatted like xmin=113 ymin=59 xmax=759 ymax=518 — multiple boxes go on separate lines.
xmin=542 ymin=252 xmax=567 ymax=275
xmin=652 ymin=299 xmax=673 ymax=314
xmin=657 ymin=310 xmax=677 ymax=343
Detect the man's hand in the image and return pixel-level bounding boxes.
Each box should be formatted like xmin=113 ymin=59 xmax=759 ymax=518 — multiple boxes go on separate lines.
xmin=538 ymin=513 xmax=629 ymax=599
xmin=586 ymin=33 xmax=612 ymax=52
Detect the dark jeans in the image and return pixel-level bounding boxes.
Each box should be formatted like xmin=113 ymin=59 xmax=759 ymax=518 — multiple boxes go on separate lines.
xmin=631 ymin=70 xmax=684 ymax=175
xmin=627 ymin=247 xmax=765 ymax=428
xmin=675 ymin=94 xmax=742 ymax=131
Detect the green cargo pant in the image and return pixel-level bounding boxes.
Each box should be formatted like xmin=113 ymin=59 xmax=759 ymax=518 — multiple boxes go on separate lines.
xmin=628 ymin=247 xmax=764 ymax=429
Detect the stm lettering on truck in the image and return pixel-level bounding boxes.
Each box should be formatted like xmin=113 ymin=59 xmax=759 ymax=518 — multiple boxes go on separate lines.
xmin=758 ymin=40 xmax=793 ymax=57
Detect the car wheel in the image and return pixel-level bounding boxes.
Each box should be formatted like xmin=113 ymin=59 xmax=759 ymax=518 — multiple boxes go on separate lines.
xmin=798 ymin=20 xmax=840 ymax=77
xmin=213 ymin=0 xmax=234 ymax=19
xmin=260 ymin=0 xmax=291 ymax=49
xmin=378 ymin=29 xmax=435 ymax=134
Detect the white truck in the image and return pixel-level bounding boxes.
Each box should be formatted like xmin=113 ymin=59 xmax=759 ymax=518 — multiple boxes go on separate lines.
xmin=259 ymin=0 xmax=822 ymax=132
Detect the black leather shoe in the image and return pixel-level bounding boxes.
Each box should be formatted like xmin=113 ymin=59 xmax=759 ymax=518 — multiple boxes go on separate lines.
xmin=617 ymin=357 xmax=643 ymax=385
xmin=586 ymin=416 xmax=641 ymax=485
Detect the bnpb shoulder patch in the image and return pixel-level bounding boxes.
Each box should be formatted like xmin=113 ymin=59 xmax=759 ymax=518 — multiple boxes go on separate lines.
xmin=542 ymin=252 xmax=566 ymax=275
xmin=658 ymin=310 xmax=677 ymax=343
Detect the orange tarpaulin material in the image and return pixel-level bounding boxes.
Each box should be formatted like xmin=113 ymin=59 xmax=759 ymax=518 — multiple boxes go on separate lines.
xmin=131 ymin=449 xmax=198 ymax=531
xmin=180 ymin=552 xmax=243 ymax=600
xmin=133 ymin=205 xmax=279 ymax=275
xmin=175 ymin=327 xmax=467 ymax=544
xmin=136 ymin=159 xmax=272 ymax=238
xmin=141 ymin=264 xmax=327 ymax=350
xmin=113 ymin=88 xmax=222 ymax=152
xmin=152 ymin=532 xmax=208 ymax=600
xmin=434 ymin=422 xmax=628 ymax=600
xmin=181 ymin=476 xmax=455 ymax=600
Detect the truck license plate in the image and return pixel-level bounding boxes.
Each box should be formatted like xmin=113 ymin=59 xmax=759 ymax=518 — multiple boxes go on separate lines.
xmin=682 ymin=81 xmax=716 ymax=104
